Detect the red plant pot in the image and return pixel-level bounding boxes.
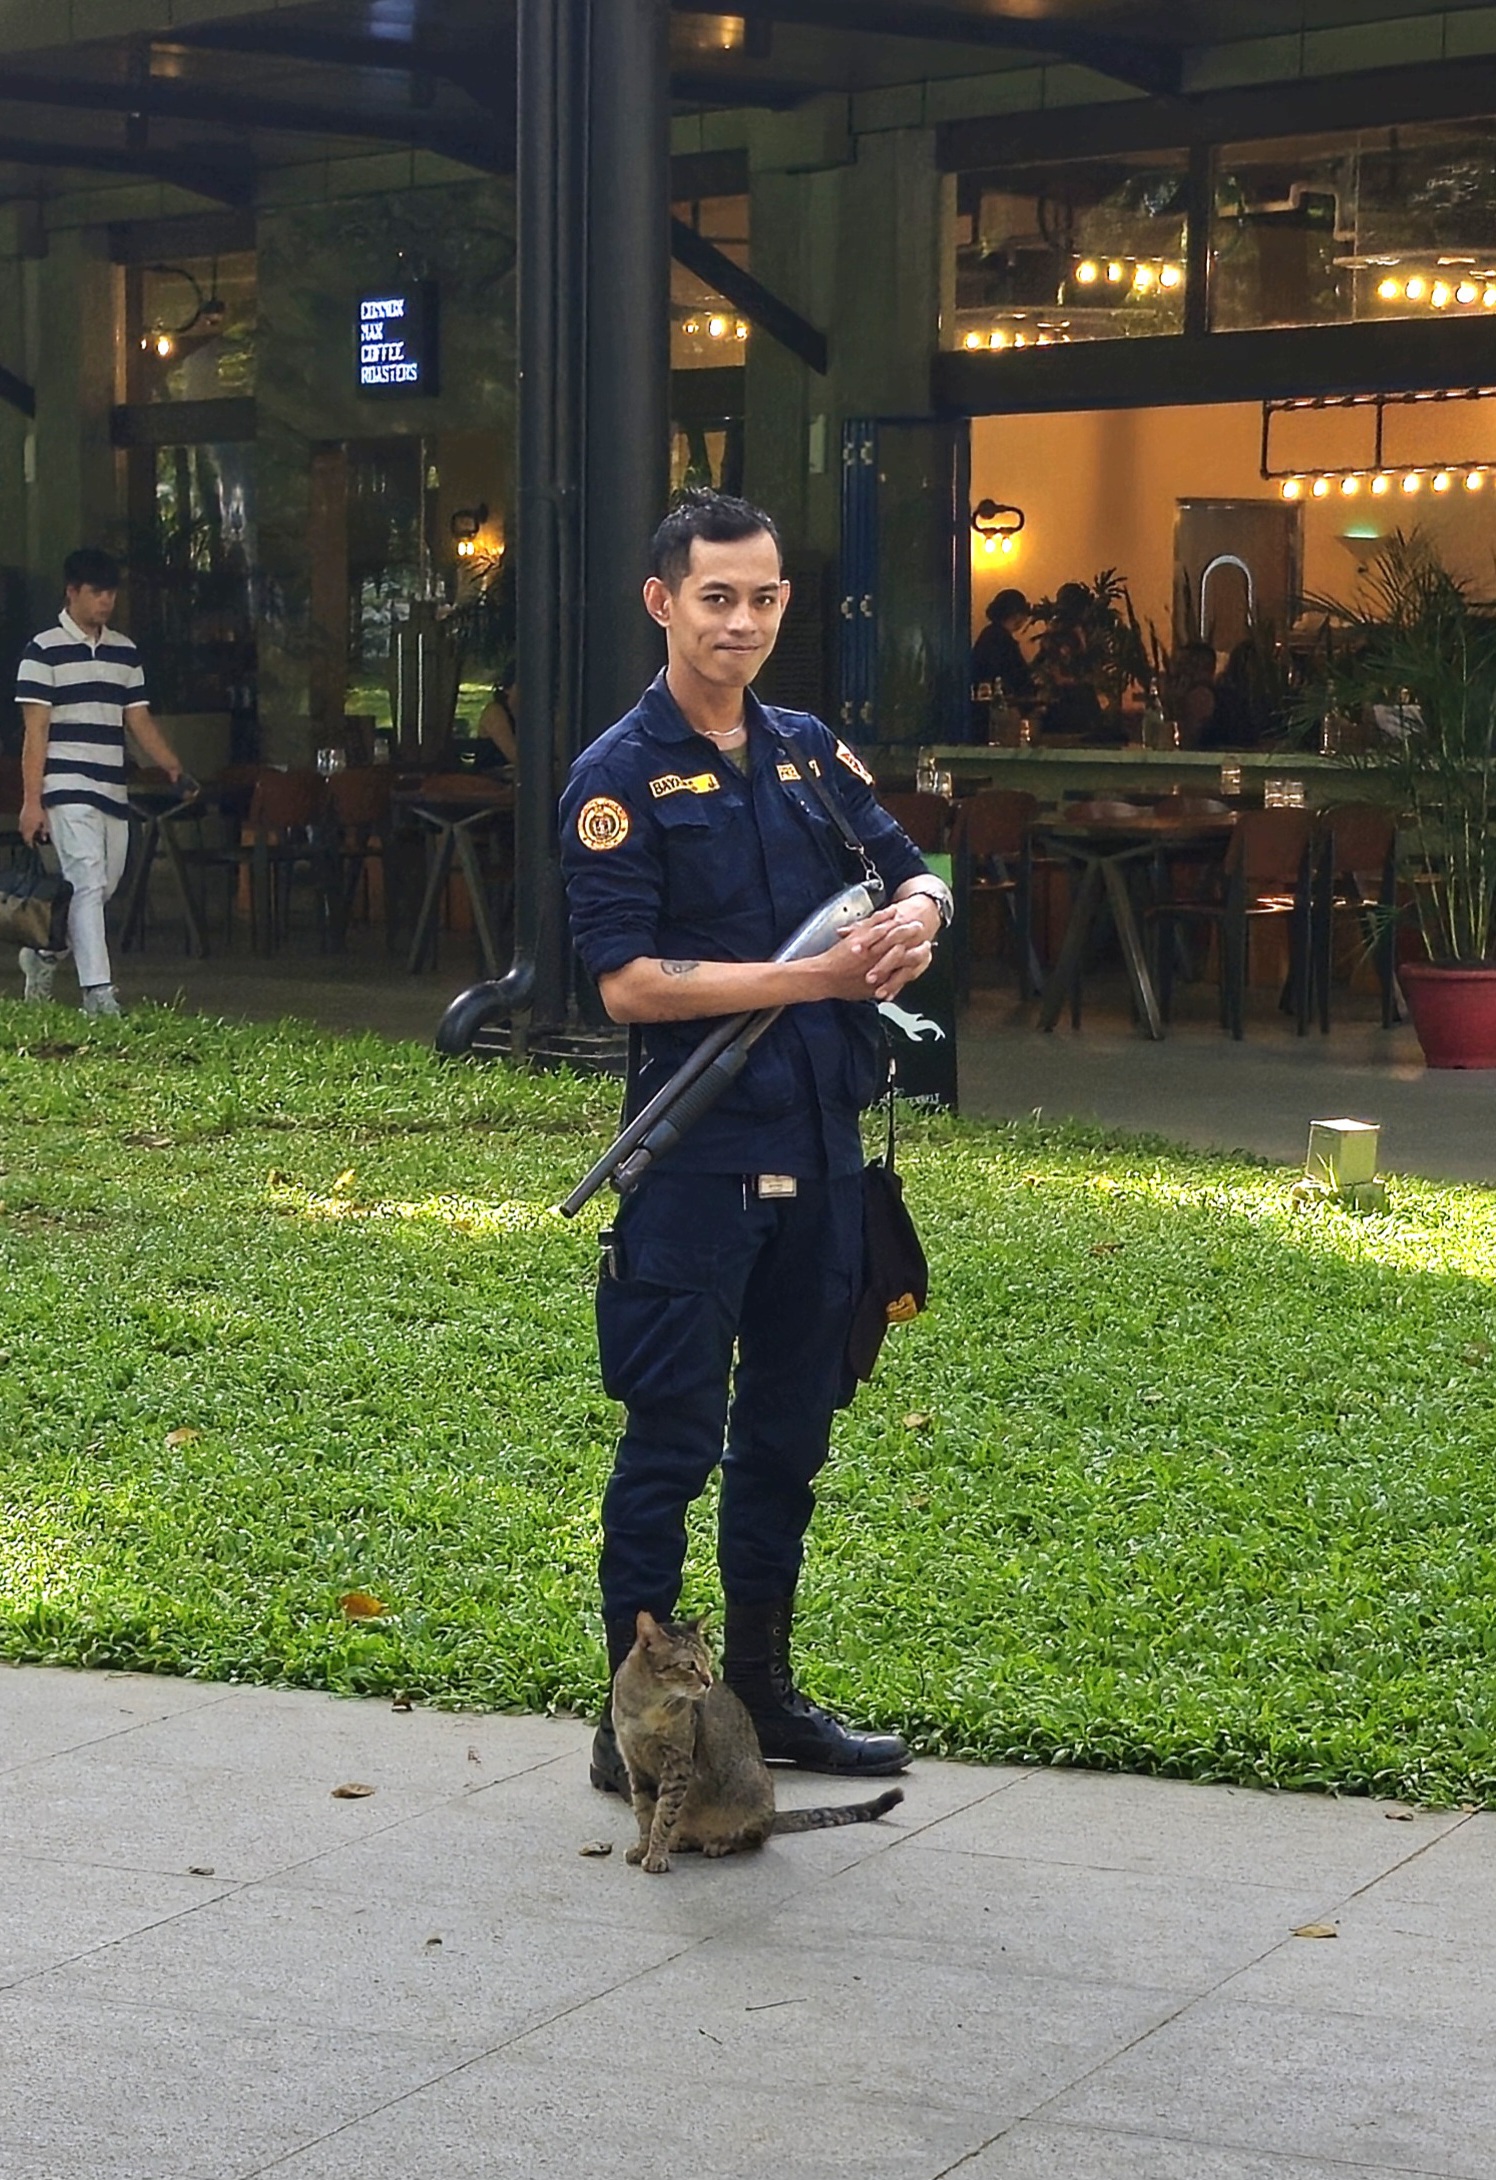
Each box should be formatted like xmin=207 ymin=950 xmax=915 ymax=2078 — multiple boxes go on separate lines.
xmin=1401 ymin=962 xmax=1496 ymax=1069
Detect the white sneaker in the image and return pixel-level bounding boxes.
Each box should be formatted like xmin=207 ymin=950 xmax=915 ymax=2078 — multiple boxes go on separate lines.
xmin=19 ymin=947 xmax=59 ymax=1003
xmin=81 ymin=984 xmax=123 ymax=1019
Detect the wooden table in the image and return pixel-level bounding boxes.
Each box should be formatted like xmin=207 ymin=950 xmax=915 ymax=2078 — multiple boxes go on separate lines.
xmin=1034 ymin=812 xmax=1237 ymax=1041
xmin=392 ymin=781 xmax=514 ymax=976
xmin=118 ymin=783 xmax=213 ymax=957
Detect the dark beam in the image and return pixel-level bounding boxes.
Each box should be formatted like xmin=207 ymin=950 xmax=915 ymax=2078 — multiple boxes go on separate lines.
xmin=671 ymin=216 xmax=827 ymax=373
xmin=166 ymin=20 xmax=464 ymax=81
xmin=0 ymin=363 xmax=35 ymax=419
xmin=938 ymin=54 xmax=1496 ymax=170
xmin=0 ymin=132 xmax=251 ymax=206
xmin=738 ymin=1 xmax=1182 ymax=98
xmin=111 ymin=398 xmax=257 ymax=448
xmin=669 ymin=68 xmax=813 ymax=109
xmin=671 ymin=148 xmax=749 ymax=200
xmin=0 ymin=71 xmax=511 ymax=172
xmin=933 ymin=315 xmax=1496 ymax=418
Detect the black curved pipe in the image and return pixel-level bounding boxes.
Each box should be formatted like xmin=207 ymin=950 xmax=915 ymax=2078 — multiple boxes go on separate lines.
xmin=434 ymin=963 xmax=537 ymax=1056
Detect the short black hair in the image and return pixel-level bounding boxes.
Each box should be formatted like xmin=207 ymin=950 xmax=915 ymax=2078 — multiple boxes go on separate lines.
xmin=986 ymin=588 xmax=1029 ymax=625
xmin=650 ymin=489 xmax=782 ymax=591
xmin=64 ymin=548 xmax=122 ymax=591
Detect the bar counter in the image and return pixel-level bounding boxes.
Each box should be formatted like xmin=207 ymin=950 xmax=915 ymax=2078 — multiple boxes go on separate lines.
xmin=889 ymin=745 xmax=1403 ymax=806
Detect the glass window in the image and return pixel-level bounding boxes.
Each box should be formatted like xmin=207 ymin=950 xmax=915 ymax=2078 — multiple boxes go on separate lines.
xmin=670 ymin=193 xmax=752 ymax=367
xmin=1212 ymin=122 xmax=1496 ymax=332
xmin=137 ymin=252 xmax=257 ymax=402
xmin=947 ymin=153 xmax=1189 ymax=352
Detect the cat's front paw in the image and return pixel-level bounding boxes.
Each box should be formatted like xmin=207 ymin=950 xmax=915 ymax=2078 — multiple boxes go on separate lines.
xmin=625 ymin=1841 xmax=648 ymax=1865
xmin=641 ymin=1851 xmax=672 ymax=1874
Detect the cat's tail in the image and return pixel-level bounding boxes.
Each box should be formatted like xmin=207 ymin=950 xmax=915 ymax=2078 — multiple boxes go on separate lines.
xmin=771 ymin=1787 xmax=904 ymax=1835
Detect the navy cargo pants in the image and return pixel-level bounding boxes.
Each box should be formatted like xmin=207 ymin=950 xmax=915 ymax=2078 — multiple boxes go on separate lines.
xmin=595 ymin=1168 xmax=864 ymax=1620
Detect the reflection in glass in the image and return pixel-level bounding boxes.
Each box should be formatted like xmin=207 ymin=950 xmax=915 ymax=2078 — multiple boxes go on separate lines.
xmin=1212 ymin=122 xmax=1496 ymax=332
xmin=948 ymin=154 xmax=1188 ymax=351
xmin=138 ymin=253 xmax=257 ymax=402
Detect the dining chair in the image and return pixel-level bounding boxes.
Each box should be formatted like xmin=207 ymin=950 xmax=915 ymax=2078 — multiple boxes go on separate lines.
xmin=238 ymin=769 xmax=336 ymax=952
xmin=325 ymin=765 xmax=397 ymax=945
xmin=950 ymin=789 xmax=1042 ymax=998
xmin=880 ymin=791 xmax=951 ymax=853
xmin=1148 ymin=808 xmax=1321 ymax=1038
xmin=1316 ymin=805 xmax=1401 ymax=1029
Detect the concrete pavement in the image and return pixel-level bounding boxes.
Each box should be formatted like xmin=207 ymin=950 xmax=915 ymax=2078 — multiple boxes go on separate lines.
xmin=2 ymin=1663 xmax=1492 ymax=2179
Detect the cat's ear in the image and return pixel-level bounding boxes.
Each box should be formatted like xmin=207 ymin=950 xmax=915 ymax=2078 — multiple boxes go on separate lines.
xmin=636 ymin=1609 xmax=663 ymax=1644
xmin=683 ymin=1612 xmax=711 ymax=1637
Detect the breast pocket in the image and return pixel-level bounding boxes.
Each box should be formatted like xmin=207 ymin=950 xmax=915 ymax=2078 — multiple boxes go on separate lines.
xmin=654 ymin=795 xmax=754 ymax=925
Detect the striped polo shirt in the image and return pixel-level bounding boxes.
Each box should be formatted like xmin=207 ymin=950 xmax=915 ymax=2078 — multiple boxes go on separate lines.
xmin=15 ymin=608 xmax=148 ymax=819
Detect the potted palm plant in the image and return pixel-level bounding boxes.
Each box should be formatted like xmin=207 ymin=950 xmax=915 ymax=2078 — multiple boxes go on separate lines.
xmin=1313 ymin=534 xmax=1496 ymax=1067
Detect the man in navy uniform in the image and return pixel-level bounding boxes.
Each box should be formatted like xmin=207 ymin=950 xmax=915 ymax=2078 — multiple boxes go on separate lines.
xmin=560 ymin=490 xmax=953 ymax=1791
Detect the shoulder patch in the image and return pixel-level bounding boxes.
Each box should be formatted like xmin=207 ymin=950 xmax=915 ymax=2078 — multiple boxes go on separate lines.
xmin=576 ymin=795 xmax=631 ymax=851
xmin=649 ymin=771 xmax=721 ymax=799
xmin=834 ymin=740 xmax=875 ymax=786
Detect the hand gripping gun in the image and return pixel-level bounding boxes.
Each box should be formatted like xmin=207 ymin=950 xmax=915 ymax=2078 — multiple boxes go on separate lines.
xmin=556 ymin=878 xmax=883 ymax=1218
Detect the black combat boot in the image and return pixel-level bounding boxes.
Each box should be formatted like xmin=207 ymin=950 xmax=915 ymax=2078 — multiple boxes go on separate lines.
xmin=589 ymin=1614 xmax=641 ymax=1797
xmin=722 ymin=1596 xmax=910 ymax=1775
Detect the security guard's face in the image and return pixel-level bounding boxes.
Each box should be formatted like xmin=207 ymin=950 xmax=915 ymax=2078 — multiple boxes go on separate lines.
xmin=644 ymin=533 xmax=790 ymax=695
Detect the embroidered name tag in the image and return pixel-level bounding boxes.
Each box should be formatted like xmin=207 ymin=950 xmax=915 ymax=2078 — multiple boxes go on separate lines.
xmin=649 ymin=772 xmax=721 ymax=799
xmin=834 ymin=740 xmax=874 ymax=786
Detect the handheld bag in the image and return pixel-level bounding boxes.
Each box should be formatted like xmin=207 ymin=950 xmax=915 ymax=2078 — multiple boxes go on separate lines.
xmin=0 ymin=846 xmax=71 ymax=953
xmin=844 ymin=1075 xmax=929 ymax=1386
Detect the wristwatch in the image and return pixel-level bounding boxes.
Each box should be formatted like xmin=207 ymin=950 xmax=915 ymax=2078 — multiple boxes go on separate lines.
xmin=901 ymin=876 xmax=954 ymax=931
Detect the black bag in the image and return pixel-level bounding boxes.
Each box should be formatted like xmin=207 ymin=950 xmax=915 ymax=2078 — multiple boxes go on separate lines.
xmin=0 ymin=846 xmax=71 ymax=953
xmin=844 ymin=1075 xmax=929 ymax=1387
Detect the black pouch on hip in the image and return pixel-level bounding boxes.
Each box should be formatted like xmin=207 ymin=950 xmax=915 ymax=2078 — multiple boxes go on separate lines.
xmin=844 ymin=1070 xmax=928 ymax=1388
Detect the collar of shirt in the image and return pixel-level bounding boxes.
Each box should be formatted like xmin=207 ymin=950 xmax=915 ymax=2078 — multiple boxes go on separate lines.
xmin=636 ymin=669 xmax=772 ymax=752
xmin=58 ymin=608 xmax=110 ymax=651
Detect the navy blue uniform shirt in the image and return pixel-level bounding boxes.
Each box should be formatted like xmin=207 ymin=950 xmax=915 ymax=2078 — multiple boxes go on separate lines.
xmin=560 ymin=674 xmax=929 ymax=1177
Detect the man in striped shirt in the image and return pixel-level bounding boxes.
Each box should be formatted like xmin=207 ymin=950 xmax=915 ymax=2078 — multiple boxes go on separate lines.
xmin=16 ymin=548 xmax=190 ymax=1015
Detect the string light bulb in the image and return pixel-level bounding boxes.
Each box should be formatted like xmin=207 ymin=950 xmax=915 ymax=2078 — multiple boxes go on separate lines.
xmin=1107 ymin=262 xmax=1124 ymax=283
xmin=1371 ymin=473 xmax=1392 ymax=495
xmin=988 ymin=330 xmax=1007 ymax=349
xmin=1133 ymin=263 xmax=1156 ymax=291
xmin=963 ymin=331 xmax=983 ymax=349
xmin=1405 ymin=276 xmax=1427 ymax=300
xmin=1076 ymin=260 xmax=1099 ymax=284
xmin=1431 ymin=282 xmax=1452 ymax=308
xmin=1457 ymin=281 xmax=1479 ymax=305
xmin=1434 ymin=470 xmax=1454 ymax=491
xmin=1403 ymin=471 xmax=1423 ymax=493
xmin=1159 ymin=263 xmax=1182 ymax=288
xmin=1312 ymin=475 xmax=1332 ymax=497
xmin=1281 ymin=477 xmax=1304 ymax=500
xmin=1485 ymin=287 xmax=1496 ymax=309
xmin=1340 ymin=475 xmax=1361 ymax=495
xmin=1467 ymin=469 xmax=1487 ymax=490
xmin=1376 ymin=276 xmax=1400 ymax=301
xmin=155 ymin=334 xmax=174 ymax=358
xmin=734 ymin=320 xmax=748 ymax=340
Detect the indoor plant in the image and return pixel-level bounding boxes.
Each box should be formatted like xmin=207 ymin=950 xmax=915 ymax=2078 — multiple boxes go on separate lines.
xmin=1313 ymin=533 xmax=1496 ymax=1067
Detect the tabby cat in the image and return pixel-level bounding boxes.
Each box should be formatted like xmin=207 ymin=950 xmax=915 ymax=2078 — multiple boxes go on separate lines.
xmin=612 ymin=1610 xmax=904 ymax=1874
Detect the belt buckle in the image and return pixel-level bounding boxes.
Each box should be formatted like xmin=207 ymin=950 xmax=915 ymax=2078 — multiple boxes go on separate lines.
xmin=755 ymin=1174 xmax=798 ymax=1199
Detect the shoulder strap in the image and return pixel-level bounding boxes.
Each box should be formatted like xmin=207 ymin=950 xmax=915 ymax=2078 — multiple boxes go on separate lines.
xmin=880 ymin=1057 xmax=899 ymax=1172
xmin=773 ymin=733 xmax=882 ymax=895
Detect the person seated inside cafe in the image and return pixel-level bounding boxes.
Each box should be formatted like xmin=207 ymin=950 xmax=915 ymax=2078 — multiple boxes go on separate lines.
xmin=1172 ymin=639 xmax=1263 ymax=750
xmin=1034 ymin=583 xmax=1126 ymax=746
xmin=471 ymin=670 xmax=518 ymax=774
xmin=970 ymin=588 xmax=1038 ymax=713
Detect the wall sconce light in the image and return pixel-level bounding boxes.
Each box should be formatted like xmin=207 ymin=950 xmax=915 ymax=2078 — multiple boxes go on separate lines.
xmin=450 ymin=503 xmax=490 ymax=560
xmin=971 ymin=499 xmax=1025 ymax=558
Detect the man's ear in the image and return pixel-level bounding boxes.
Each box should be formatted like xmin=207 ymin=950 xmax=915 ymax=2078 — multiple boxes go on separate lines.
xmin=643 ymin=576 xmax=672 ymax=629
xmin=778 ymin=579 xmax=792 ymax=612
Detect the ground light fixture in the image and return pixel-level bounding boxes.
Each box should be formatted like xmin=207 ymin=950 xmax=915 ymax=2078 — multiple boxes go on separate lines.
xmin=1297 ymin=1118 xmax=1387 ymax=1212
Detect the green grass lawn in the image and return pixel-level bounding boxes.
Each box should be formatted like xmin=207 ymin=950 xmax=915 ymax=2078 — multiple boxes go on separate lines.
xmin=4 ymin=1001 xmax=1496 ymax=1805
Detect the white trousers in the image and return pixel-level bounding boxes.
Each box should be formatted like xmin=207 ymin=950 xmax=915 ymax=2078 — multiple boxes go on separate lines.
xmin=47 ymin=802 xmax=130 ymax=991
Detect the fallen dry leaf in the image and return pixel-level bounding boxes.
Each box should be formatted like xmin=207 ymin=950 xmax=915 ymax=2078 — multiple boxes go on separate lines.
xmin=1089 ymin=1241 xmax=1125 ymax=1256
xmin=1292 ymin=1921 xmax=1338 ymax=1939
xmin=334 ymin=1169 xmax=357 ymax=1192
xmin=578 ymin=1840 xmax=613 ymax=1857
xmin=331 ymin=1781 xmax=376 ymax=1800
xmin=902 ymin=1412 xmax=931 ymax=1431
xmin=165 ymin=1428 xmax=201 ymax=1447
xmin=1384 ymin=1807 xmax=1415 ymax=1822
xmin=424 ymin=1934 xmax=443 ymax=1949
xmin=187 ymin=1865 xmax=215 ymax=1877
xmin=339 ymin=1590 xmax=387 ymax=1619
xmin=467 ymin=1745 xmax=482 ymax=1765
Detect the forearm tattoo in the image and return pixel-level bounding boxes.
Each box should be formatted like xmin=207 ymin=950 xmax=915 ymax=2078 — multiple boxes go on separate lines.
xmin=660 ymin=959 xmax=700 ymax=977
